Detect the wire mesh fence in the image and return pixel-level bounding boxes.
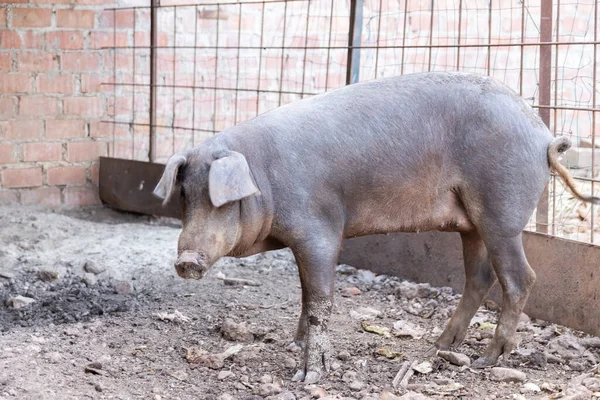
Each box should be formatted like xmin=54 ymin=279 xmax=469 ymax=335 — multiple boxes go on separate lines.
xmin=101 ymin=0 xmax=599 ymax=244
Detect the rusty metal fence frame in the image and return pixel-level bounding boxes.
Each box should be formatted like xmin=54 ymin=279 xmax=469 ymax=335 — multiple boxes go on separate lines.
xmin=101 ymin=0 xmax=600 ymax=245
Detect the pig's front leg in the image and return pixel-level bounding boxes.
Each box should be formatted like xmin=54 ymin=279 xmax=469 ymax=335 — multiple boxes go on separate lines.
xmin=290 ymin=235 xmax=340 ymax=384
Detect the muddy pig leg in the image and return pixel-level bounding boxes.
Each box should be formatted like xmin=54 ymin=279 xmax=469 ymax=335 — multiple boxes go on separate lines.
xmin=294 ymin=292 xmax=309 ymax=349
xmin=290 ymin=234 xmax=341 ymax=384
xmin=430 ymin=230 xmax=496 ymax=353
xmin=472 ymin=233 xmax=535 ymax=368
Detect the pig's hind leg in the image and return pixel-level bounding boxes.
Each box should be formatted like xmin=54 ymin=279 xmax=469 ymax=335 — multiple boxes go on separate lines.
xmin=430 ymin=230 xmax=496 ymax=353
xmin=471 ymin=232 xmax=535 ymax=367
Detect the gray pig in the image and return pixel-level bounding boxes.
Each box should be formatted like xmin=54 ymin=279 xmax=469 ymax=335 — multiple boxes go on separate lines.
xmin=154 ymin=72 xmax=598 ymax=383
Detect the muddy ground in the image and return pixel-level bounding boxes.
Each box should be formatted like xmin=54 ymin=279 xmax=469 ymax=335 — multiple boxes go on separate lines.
xmin=0 ymin=206 xmax=599 ymax=400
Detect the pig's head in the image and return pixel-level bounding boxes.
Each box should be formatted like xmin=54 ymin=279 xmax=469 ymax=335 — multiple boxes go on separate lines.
xmin=153 ymin=150 xmax=260 ymax=279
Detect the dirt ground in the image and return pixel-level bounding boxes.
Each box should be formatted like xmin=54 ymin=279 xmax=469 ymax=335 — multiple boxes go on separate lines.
xmin=1 ymin=206 xmax=599 ymax=400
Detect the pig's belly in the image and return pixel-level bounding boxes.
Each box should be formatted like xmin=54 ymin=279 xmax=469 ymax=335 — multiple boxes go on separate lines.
xmin=342 ymin=189 xmax=474 ymax=238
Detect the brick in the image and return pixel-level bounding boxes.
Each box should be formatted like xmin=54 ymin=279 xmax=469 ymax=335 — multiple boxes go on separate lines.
xmin=19 ymin=97 xmax=58 ymax=117
xmin=0 ymin=53 xmax=12 ymax=71
xmin=0 ymin=74 xmax=32 ymax=93
xmin=56 ymin=10 xmax=95 ymax=29
xmin=0 ymin=31 xmax=22 ymax=48
xmin=90 ymin=162 xmax=99 ymax=185
xmin=67 ymin=141 xmax=107 ymax=162
xmin=89 ymin=119 xmax=127 ymax=138
xmin=99 ymin=9 xmax=134 ymax=29
xmin=0 ymin=144 xmax=16 ymax=164
xmin=61 ymin=52 xmax=101 ymax=71
xmin=12 ymin=8 xmax=52 ymax=28
xmin=0 ymin=8 xmax=6 ymax=27
xmin=81 ymin=74 xmax=107 ymax=93
xmin=21 ymin=187 xmax=62 ymax=207
xmin=46 ymin=31 xmax=84 ymax=50
xmin=64 ymin=186 xmax=100 ymax=206
xmin=90 ymin=32 xmax=128 ymax=49
xmin=0 ymin=97 xmax=17 ymax=119
xmin=46 ymin=119 xmax=85 ymax=139
xmin=23 ymin=142 xmax=62 ymax=162
xmin=38 ymin=73 xmax=74 ymax=94
xmin=63 ymin=96 xmax=104 ymax=117
xmin=47 ymin=166 xmax=86 ymax=185
xmin=0 ymin=190 xmax=18 ymax=205
xmin=35 ymin=0 xmax=72 ymax=4
xmin=5 ymin=120 xmax=43 ymax=140
xmin=19 ymin=52 xmax=58 ymax=72
xmin=22 ymin=31 xmax=44 ymax=49
xmin=1 ymin=167 xmax=42 ymax=189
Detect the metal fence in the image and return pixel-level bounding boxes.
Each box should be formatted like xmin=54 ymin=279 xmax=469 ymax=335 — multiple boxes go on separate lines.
xmin=101 ymin=0 xmax=600 ymax=244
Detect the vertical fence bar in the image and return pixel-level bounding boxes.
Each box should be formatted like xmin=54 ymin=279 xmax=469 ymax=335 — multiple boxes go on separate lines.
xmin=400 ymin=0 xmax=408 ymax=75
xmin=234 ymin=3 xmax=242 ymax=124
xmin=486 ymin=0 xmax=492 ymax=75
xmin=552 ymin=0 xmax=560 ymax=235
xmin=374 ymin=0 xmax=383 ymax=78
xmin=346 ymin=0 xmax=363 ymax=84
xmin=148 ymin=0 xmax=158 ymax=163
xmin=171 ymin=6 xmax=177 ymax=153
xmin=255 ymin=4 xmax=265 ymax=115
xmin=537 ymin=0 xmax=553 ymax=234
xmin=300 ymin=1 xmax=312 ymax=97
xmin=213 ymin=7 xmax=221 ymax=131
xmin=456 ymin=0 xmax=462 ymax=69
xmin=278 ymin=1 xmax=289 ymax=105
xmin=191 ymin=5 xmax=199 ymax=147
xmin=323 ymin=0 xmax=334 ymax=90
xmin=132 ymin=10 xmax=137 ymax=160
xmin=112 ymin=9 xmax=117 ymax=158
xmin=591 ymin=0 xmax=597 ymax=243
xmin=427 ymin=0 xmax=434 ymax=71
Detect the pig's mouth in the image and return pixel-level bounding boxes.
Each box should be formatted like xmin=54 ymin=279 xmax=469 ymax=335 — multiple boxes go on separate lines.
xmin=174 ymin=251 xmax=209 ymax=280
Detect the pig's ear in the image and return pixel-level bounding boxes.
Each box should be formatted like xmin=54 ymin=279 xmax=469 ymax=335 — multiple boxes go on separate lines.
xmin=153 ymin=153 xmax=186 ymax=206
xmin=208 ymin=151 xmax=259 ymax=207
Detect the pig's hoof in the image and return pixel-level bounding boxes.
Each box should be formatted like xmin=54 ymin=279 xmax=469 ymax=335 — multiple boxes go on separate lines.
xmin=291 ymin=370 xmax=305 ymax=382
xmin=471 ymin=356 xmax=497 ymax=369
xmin=303 ymin=370 xmax=321 ymax=384
xmin=424 ymin=345 xmax=440 ymax=357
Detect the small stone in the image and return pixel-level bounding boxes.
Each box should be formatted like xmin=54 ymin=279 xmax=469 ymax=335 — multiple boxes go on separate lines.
xmin=349 ymin=380 xmax=365 ymax=391
xmin=393 ymin=320 xmax=426 ymax=340
xmin=8 ymin=295 xmax=35 ymax=309
xmin=45 ymin=352 xmax=62 ymax=364
xmin=84 ymin=260 xmax=105 ymax=275
xmin=283 ymin=356 xmax=296 ymax=369
xmin=337 ymin=264 xmax=357 ymax=275
xmin=286 ymin=342 xmax=302 ymax=353
xmin=82 ymin=273 xmax=98 ymax=287
xmin=341 ymin=287 xmax=362 ymax=297
xmin=350 ymin=307 xmax=382 ymax=320
xmin=0 ymin=270 xmax=15 ymax=279
xmin=568 ymin=360 xmax=587 ymax=372
xmin=94 ymin=384 xmax=102 ymax=392
xmin=490 ymin=367 xmax=526 ymax=383
xmin=437 ymin=350 xmax=471 ymax=366
xmin=521 ymin=382 xmax=541 ymax=393
xmin=217 ymin=394 xmax=235 ymax=400
xmin=258 ymin=383 xmax=281 ymax=397
xmin=338 ymin=351 xmax=351 ymax=361
xmin=342 ymin=370 xmax=357 ymax=382
xmin=306 ymin=385 xmax=328 ymax=398
xmin=540 ymin=382 xmax=555 ymax=392
xmin=260 ymin=374 xmax=273 ymax=384
xmin=218 ymin=370 xmax=234 ymax=380
xmin=395 ymin=281 xmax=435 ymax=300
xmin=413 ymin=361 xmax=433 ymax=374
xmin=330 ymin=361 xmax=341 ymax=371
xmin=64 ymin=326 xmax=82 ymax=337
xmin=84 ymin=362 xmax=104 ymax=375
xmin=273 ymin=391 xmax=296 ymax=400
xmin=114 ymin=280 xmax=133 ymax=295
xmin=37 ymin=269 xmax=59 ymax=282
xmin=356 ymin=269 xmax=376 ymax=285
xmin=222 ymin=318 xmax=254 ymax=342
xmin=398 ymin=392 xmax=430 ymax=400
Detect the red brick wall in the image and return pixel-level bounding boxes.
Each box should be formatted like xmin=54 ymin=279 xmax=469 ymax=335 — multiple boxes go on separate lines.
xmin=0 ymin=0 xmax=595 ymax=208
xmin=0 ymin=0 xmax=140 ymax=207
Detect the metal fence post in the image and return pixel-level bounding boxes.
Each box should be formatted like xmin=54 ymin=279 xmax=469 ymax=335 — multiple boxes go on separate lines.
xmin=346 ymin=0 xmax=363 ymax=85
xmin=536 ymin=0 xmax=553 ymax=233
xmin=148 ymin=0 xmax=158 ymax=163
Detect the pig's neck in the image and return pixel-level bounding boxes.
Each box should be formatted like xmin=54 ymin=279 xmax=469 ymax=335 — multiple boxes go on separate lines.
xmin=225 ymin=141 xmax=279 ymax=258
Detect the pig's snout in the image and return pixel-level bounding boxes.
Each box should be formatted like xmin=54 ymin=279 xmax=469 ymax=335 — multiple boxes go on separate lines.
xmin=174 ymin=251 xmax=209 ymax=280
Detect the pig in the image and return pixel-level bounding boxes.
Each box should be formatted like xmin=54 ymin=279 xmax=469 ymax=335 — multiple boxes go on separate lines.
xmin=154 ymin=72 xmax=599 ymax=383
